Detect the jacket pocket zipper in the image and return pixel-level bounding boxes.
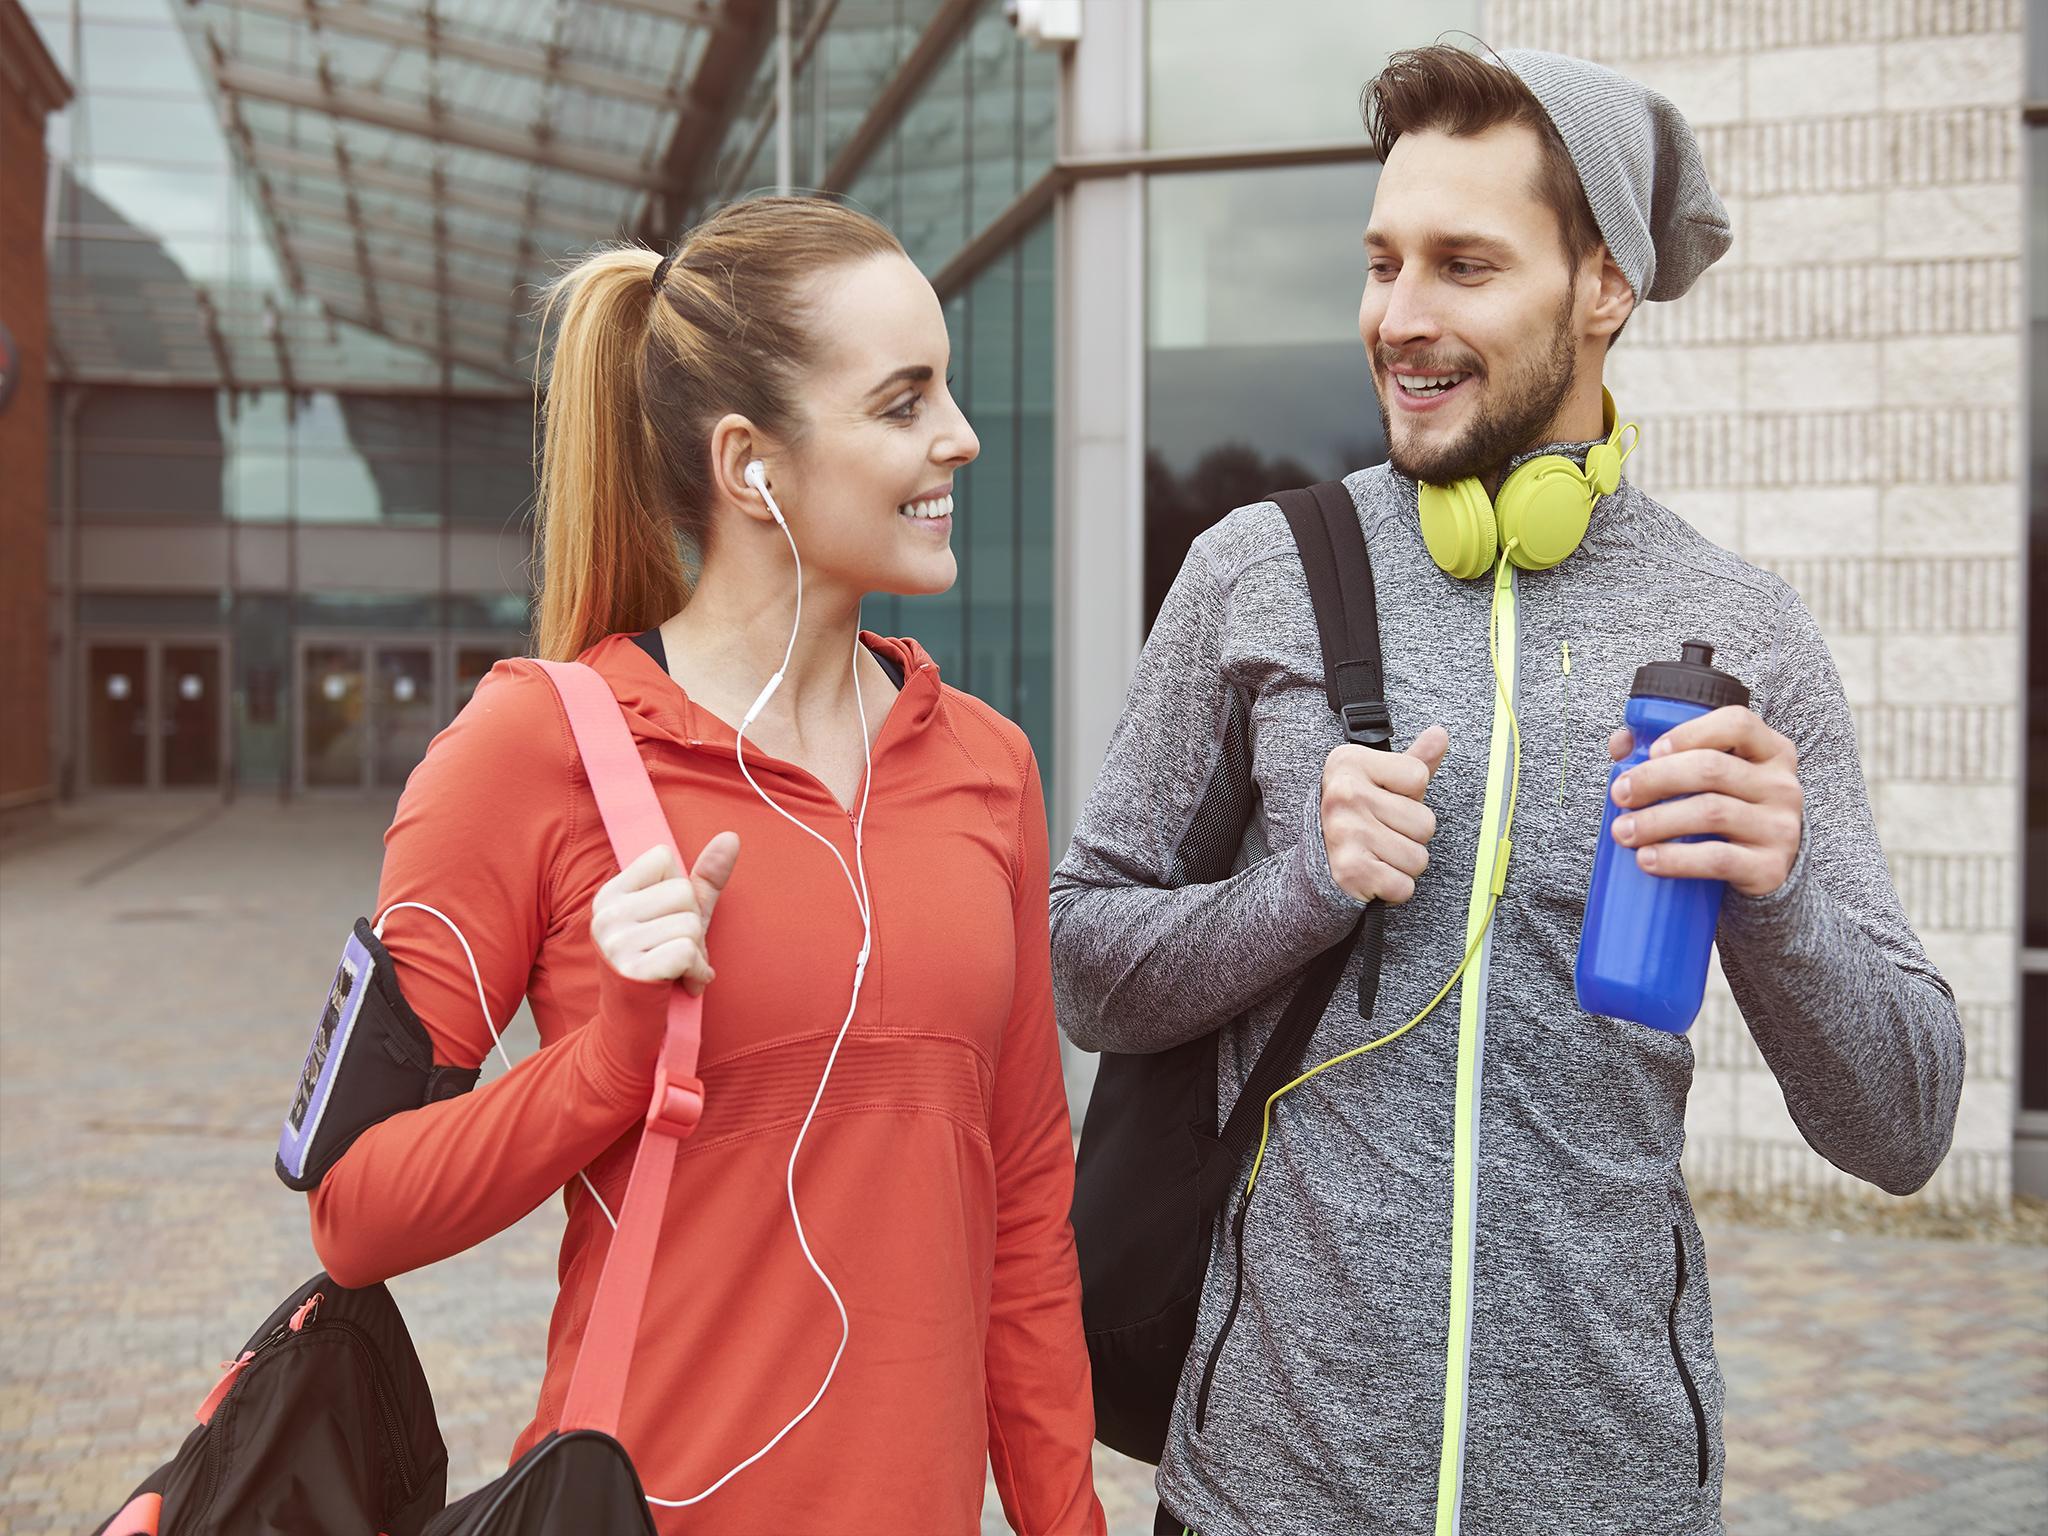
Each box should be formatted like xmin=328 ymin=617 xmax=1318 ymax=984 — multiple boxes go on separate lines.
xmin=1668 ymin=1222 xmax=1709 ymax=1488
xmin=1558 ymin=639 xmax=1572 ymax=803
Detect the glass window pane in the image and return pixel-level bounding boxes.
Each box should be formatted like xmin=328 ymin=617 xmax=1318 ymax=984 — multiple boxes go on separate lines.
xmin=1018 ymin=25 xmax=1056 ymax=182
xmin=77 ymin=20 xmax=200 ymax=95
xmin=1016 ymin=217 xmax=1055 ymax=764
xmin=227 ymin=450 xmax=292 ymax=522
xmin=967 ymin=7 xmax=1020 ymax=234
xmin=895 ymin=28 xmax=968 ymax=274
xmin=1145 ymin=162 xmax=1383 ymax=625
xmin=83 ymin=94 xmax=227 ymax=168
xmin=302 ymin=642 xmax=366 ymax=790
xmin=1147 ymin=0 xmax=1478 ymax=151
xmin=964 ymin=246 xmax=1017 ymax=718
xmin=232 ymin=594 xmax=292 ymax=791
xmin=68 ymin=163 xmax=228 ymax=239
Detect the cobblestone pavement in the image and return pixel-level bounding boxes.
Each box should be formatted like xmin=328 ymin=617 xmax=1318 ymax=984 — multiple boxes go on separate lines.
xmin=2 ymin=799 xmax=2042 ymax=1535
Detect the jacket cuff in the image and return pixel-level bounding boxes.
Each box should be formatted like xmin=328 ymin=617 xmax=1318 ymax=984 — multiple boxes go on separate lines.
xmin=581 ymin=964 xmax=673 ymax=1112
xmin=1717 ymin=819 xmax=1816 ymax=947
xmin=1298 ymin=787 xmax=1373 ymax=919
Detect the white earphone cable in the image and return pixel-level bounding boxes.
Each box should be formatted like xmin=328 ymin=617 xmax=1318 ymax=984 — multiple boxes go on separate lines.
xmin=651 ymin=478 xmax=872 ymax=1508
xmin=374 ymin=468 xmax=875 ymax=1508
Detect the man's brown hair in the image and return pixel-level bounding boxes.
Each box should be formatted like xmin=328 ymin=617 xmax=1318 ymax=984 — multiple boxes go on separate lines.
xmin=1363 ymin=45 xmax=1606 ymax=280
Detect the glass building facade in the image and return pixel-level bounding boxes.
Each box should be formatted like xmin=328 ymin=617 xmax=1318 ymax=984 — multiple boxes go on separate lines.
xmin=30 ymin=0 xmax=1059 ymax=795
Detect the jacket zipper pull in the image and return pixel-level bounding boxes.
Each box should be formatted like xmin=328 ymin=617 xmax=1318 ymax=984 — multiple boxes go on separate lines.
xmin=1559 ymin=640 xmax=1572 ymax=803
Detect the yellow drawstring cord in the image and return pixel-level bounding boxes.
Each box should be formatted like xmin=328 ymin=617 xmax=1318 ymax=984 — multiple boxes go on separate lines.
xmin=1242 ymin=544 xmax=1525 ymax=1201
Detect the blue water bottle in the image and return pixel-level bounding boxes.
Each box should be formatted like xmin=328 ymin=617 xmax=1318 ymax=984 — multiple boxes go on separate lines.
xmin=1575 ymin=641 xmax=1752 ymax=1033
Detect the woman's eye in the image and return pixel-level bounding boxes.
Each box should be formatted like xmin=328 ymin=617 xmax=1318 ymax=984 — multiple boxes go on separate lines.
xmin=885 ymin=394 xmax=921 ymax=420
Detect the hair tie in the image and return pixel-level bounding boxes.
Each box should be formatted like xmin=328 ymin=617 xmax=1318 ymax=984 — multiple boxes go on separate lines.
xmin=650 ymin=251 xmax=676 ymax=294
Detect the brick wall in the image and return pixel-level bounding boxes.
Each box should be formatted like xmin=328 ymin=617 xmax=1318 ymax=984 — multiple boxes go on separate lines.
xmin=0 ymin=24 xmax=56 ymax=809
xmin=1489 ymin=0 xmax=2026 ymax=1209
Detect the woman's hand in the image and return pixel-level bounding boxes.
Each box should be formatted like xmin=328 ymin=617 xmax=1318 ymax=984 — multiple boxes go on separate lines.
xmin=591 ymin=833 xmax=742 ymax=995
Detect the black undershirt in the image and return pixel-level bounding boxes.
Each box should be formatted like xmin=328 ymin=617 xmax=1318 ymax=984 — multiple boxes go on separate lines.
xmin=630 ymin=627 xmax=906 ymax=690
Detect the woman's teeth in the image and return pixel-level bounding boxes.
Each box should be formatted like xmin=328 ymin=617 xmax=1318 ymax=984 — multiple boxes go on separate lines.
xmin=899 ymin=493 xmax=953 ymax=520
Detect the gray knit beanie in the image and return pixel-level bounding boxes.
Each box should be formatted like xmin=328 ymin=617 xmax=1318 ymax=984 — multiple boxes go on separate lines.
xmin=1499 ymin=48 xmax=1731 ymax=303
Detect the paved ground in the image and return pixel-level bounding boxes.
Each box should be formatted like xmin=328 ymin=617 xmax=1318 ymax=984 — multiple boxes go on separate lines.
xmin=1 ymin=797 xmax=2042 ymax=1535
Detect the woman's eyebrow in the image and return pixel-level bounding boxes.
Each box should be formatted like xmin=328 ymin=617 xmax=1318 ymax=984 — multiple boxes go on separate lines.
xmin=867 ymin=365 xmax=934 ymax=398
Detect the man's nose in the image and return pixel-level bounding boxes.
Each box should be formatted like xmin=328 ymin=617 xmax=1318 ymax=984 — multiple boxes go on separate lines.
xmin=1377 ymin=270 xmax=1441 ymax=349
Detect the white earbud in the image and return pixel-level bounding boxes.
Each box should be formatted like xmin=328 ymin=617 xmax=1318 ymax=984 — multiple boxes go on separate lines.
xmin=744 ymin=459 xmax=785 ymax=526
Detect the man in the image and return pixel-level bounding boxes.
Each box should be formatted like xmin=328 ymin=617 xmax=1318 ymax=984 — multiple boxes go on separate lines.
xmin=1049 ymin=44 xmax=1963 ymax=1536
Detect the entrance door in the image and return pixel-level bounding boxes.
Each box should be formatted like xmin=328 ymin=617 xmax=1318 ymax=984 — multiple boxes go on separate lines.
xmin=372 ymin=645 xmax=436 ymax=790
xmin=298 ymin=637 xmax=444 ymax=791
xmin=84 ymin=637 xmax=226 ymax=790
xmin=86 ymin=642 xmax=150 ymax=789
xmin=162 ymin=643 xmax=224 ymax=787
xmin=301 ymin=643 xmax=369 ymax=790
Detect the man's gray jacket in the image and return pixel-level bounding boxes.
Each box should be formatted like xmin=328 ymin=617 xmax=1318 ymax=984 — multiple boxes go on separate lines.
xmin=1048 ymin=458 xmax=1965 ymax=1536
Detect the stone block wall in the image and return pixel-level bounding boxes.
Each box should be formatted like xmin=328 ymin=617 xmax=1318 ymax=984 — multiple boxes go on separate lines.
xmin=1488 ymin=0 xmax=2026 ymax=1209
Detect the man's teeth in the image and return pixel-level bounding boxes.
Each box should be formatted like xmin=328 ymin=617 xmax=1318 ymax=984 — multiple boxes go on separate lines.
xmin=1399 ymin=373 xmax=1468 ymax=396
xmin=899 ymin=494 xmax=954 ymax=520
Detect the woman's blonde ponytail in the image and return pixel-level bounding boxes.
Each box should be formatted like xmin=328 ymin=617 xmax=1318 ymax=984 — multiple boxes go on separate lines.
xmin=532 ymin=248 xmax=690 ymax=662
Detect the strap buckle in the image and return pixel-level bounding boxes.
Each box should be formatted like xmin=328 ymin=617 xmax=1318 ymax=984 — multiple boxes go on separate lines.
xmin=1340 ymin=700 xmax=1393 ymax=751
xmin=646 ymin=1062 xmax=705 ymax=1139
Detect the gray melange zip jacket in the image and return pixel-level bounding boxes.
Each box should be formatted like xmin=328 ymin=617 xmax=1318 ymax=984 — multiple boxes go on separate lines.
xmin=1049 ymin=458 xmax=1964 ymax=1536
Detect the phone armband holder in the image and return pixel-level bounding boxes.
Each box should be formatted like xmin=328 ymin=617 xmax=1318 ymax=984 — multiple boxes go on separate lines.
xmin=275 ymin=917 xmax=480 ymax=1192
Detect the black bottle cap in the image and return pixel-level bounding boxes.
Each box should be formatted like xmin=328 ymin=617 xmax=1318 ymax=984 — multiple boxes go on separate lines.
xmin=1630 ymin=640 xmax=1751 ymax=710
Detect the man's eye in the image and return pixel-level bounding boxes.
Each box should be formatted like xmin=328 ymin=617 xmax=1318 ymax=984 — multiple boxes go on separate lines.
xmin=1368 ymin=261 xmax=1397 ymax=280
xmin=1447 ymin=260 xmax=1487 ymax=278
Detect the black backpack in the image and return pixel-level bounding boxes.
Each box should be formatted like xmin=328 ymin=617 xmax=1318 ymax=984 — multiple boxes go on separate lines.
xmin=1070 ymin=481 xmax=1392 ymax=1465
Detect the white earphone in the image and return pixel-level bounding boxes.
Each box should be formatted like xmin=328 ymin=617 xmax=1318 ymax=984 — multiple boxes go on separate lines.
xmin=378 ymin=457 xmax=874 ymax=1510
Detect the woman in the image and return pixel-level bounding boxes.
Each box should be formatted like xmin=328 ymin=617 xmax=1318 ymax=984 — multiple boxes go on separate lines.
xmin=308 ymin=197 xmax=1104 ymax=1534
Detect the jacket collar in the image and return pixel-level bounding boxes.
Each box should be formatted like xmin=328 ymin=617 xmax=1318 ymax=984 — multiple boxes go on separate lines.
xmin=574 ymin=630 xmax=945 ymax=756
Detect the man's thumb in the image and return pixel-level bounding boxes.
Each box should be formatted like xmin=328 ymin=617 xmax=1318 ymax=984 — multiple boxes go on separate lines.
xmin=689 ymin=831 xmax=742 ymax=917
xmin=1404 ymin=724 xmax=1451 ymax=778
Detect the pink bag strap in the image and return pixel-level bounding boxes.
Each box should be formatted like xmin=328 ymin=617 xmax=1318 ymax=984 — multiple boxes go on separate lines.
xmin=531 ymin=658 xmax=704 ymax=1441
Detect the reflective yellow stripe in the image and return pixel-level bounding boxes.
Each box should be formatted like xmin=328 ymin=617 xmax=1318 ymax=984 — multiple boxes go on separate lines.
xmin=1434 ymin=563 xmax=1519 ymax=1534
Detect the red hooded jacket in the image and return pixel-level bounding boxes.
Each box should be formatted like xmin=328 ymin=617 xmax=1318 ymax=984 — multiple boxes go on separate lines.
xmin=309 ymin=632 xmax=1104 ymax=1535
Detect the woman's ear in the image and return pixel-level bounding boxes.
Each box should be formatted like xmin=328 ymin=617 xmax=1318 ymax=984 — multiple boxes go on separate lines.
xmin=708 ymin=413 xmax=776 ymax=526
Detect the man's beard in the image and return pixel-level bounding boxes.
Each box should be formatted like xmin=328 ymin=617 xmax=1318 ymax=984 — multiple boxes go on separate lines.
xmin=1375 ymin=287 xmax=1579 ymax=487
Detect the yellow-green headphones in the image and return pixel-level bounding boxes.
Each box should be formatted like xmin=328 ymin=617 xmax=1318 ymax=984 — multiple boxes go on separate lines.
xmin=1417 ymin=388 xmax=1640 ymax=580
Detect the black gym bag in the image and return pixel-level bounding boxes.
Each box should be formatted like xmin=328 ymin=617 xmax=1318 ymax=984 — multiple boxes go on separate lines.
xmin=93 ymin=1274 xmax=450 ymax=1536
xmin=94 ymin=660 xmax=696 ymax=1536
xmin=1070 ymin=481 xmax=1394 ymax=1465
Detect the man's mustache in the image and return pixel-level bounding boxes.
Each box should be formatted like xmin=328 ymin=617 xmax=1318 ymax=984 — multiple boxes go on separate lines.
xmin=1373 ymin=348 xmax=1484 ymax=378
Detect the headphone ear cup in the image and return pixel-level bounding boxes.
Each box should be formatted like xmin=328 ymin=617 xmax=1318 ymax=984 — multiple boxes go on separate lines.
xmin=1496 ymin=456 xmax=1594 ymax=571
xmin=1418 ymin=478 xmax=1499 ymax=581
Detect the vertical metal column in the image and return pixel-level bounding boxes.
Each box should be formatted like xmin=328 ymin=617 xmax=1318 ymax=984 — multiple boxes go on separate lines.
xmin=775 ymin=0 xmax=794 ymax=194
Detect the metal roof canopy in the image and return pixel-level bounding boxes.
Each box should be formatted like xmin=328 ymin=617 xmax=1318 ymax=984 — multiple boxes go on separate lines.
xmin=185 ymin=0 xmax=773 ymax=383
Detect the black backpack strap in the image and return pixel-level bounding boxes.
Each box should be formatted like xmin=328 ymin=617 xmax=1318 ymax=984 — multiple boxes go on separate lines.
xmin=1284 ymin=482 xmax=1392 ymax=752
xmin=1197 ymin=482 xmax=1396 ymax=1195
xmin=1275 ymin=483 xmax=1393 ymax=1022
